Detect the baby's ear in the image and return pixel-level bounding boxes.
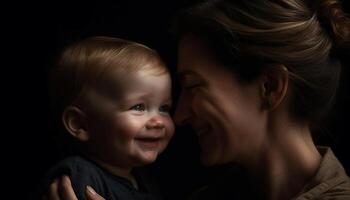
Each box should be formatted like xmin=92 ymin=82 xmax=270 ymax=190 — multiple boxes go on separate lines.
xmin=62 ymin=106 xmax=90 ymax=142
xmin=260 ymin=64 xmax=289 ymax=110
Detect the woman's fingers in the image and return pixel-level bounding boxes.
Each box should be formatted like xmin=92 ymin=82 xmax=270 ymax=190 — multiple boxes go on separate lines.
xmin=58 ymin=175 xmax=78 ymax=200
xmin=48 ymin=179 xmax=60 ymax=200
xmin=47 ymin=175 xmax=105 ymax=200
xmin=85 ymin=185 xmax=105 ymax=200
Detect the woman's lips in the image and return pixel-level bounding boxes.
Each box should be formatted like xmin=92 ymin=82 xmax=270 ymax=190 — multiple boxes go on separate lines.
xmin=195 ymin=125 xmax=212 ymax=147
xmin=194 ymin=124 xmax=212 ymax=137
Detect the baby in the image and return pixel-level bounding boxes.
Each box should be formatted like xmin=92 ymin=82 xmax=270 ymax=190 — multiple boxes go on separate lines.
xmin=43 ymin=36 xmax=174 ymax=200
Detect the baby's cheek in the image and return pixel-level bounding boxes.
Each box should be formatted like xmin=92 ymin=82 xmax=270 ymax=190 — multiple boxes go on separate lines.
xmin=113 ymin=116 xmax=145 ymax=138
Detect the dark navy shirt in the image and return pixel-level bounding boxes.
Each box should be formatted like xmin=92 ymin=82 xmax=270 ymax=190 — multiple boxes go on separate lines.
xmin=42 ymin=155 xmax=163 ymax=200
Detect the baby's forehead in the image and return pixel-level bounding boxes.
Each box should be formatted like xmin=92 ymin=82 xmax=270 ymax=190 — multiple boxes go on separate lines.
xmin=90 ymin=67 xmax=170 ymax=95
xmin=97 ymin=65 xmax=169 ymax=84
xmin=75 ymin=71 xmax=171 ymax=116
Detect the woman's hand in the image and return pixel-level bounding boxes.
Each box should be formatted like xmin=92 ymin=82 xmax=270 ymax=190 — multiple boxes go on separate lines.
xmin=44 ymin=175 xmax=105 ymax=200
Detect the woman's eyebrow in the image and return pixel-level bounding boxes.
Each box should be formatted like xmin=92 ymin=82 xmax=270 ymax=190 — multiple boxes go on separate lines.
xmin=178 ymin=70 xmax=202 ymax=81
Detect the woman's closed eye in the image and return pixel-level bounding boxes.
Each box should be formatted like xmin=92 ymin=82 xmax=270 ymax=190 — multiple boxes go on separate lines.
xmin=184 ymin=83 xmax=202 ymax=90
xmin=179 ymin=73 xmax=204 ymax=91
xmin=130 ymin=103 xmax=146 ymax=112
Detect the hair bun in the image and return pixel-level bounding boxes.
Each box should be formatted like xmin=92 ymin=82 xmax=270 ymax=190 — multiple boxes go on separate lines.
xmin=317 ymin=0 xmax=350 ymax=50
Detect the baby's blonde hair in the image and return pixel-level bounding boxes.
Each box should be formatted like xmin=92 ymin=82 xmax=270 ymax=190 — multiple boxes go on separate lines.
xmin=50 ymin=36 xmax=167 ymax=115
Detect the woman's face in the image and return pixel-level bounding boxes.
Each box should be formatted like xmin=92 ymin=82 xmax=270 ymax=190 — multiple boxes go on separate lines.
xmin=175 ymin=34 xmax=267 ymax=166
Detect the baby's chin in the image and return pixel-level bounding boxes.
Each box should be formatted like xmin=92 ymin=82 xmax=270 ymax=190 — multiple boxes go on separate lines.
xmin=134 ymin=150 xmax=160 ymax=166
xmin=133 ymin=142 xmax=169 ymax=166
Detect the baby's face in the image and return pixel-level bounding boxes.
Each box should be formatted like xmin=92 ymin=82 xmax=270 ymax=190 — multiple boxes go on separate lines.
xmin=84 ymin=69 xmax=174 ymax=168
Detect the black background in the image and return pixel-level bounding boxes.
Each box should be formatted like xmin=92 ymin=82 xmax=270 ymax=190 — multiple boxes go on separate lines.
xmin=4 ymin=1 xmax=350 ymax=199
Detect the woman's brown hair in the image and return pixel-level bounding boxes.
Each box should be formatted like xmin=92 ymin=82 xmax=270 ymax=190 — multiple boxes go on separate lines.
xmin=175 ymin=0 xmax=350 ymax=124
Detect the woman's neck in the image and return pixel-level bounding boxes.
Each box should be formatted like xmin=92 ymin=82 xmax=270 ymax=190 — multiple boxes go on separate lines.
xmin=247 ymin=118 xmax=321 ymax=200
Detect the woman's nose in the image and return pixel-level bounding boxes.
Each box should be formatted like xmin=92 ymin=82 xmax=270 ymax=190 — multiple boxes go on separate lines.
xmin=174 ymin=93 xmax=191 ymax=126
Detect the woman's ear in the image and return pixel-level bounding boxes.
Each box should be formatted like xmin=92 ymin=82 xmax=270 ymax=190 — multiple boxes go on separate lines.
xmin=62 ymin=106 xmax=90 ymax=142
xmin=260 ymin=65 xmax=289 ymax=110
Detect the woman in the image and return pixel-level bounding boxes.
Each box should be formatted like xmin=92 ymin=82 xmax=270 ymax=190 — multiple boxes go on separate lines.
xmin=47 ymin=0 xmax=350 ymax=199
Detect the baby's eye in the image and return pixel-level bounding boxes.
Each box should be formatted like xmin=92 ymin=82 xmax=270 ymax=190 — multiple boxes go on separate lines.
xmin=130 ymin=104 xmax=145 ymax=112
xmin=159 ymin=104 xmax=171 ymax=113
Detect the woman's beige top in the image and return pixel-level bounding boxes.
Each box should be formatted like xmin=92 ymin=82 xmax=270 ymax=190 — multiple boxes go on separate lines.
xmin=293 ymin=147 xmax=350 ymax=200
xmin=190 ymin=146 xmax=350 ymax=200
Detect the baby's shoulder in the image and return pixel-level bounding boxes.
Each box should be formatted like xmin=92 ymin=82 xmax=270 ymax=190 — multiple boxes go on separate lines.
xmin=45 ymin=155 xmax=104 ymax=182
xmin=42 ymin=155 xmax=107 ymax=199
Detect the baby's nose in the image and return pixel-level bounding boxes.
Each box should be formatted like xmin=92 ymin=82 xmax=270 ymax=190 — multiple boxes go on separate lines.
xmin=146 ymin=116 xmax=164 ymax=129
